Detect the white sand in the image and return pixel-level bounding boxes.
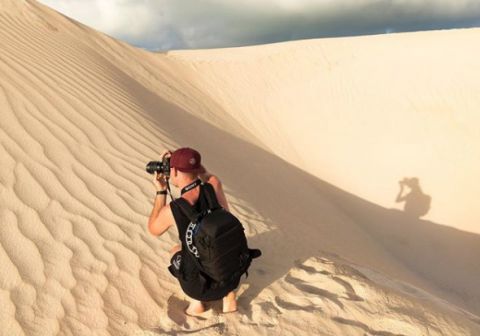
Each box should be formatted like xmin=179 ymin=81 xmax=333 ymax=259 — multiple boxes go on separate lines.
xmin=0 ymin=1 xmax=479 ymax=335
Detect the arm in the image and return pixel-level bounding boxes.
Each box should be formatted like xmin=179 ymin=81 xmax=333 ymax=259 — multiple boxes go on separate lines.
xmin=395 ymin=184 xmax=407 ymax=202
xmin=207 ymin=175 xmax=230 ymax=212
xmin=148 ymin=196 xmax=175 ymax=236
xmin=147 ymin=169 xmax=175 ymax=236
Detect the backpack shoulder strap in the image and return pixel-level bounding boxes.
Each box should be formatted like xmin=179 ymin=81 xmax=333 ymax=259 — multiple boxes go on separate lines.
xmin=173 ymin=198 xmax=201 ymax=223
xmin=201 ymin=182 xmax=221 ymax=210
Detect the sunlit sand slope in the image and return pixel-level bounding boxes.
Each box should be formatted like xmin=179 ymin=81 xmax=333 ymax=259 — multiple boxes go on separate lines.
xmin=165 ymin=29 xmax=480 ymax=234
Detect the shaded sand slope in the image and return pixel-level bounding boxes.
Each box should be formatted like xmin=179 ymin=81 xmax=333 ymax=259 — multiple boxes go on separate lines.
xmin=0 ymin=1 xmax=479 ymax=335
xmin=165 ymin=30 xmax=480 ymax=234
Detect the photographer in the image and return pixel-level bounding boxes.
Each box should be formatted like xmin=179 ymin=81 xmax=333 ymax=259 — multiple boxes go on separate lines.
xmin=147 ymin=147 xmax=238 ymax=316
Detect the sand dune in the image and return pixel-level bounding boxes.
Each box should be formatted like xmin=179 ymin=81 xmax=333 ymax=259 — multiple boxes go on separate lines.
xmin=164 ymin=30 xmax=480 ymax=234
xmin=1 ymin=1 xmax=479 ymax=335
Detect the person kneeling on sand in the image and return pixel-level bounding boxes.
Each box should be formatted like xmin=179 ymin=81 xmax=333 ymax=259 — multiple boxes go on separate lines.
xmin=147 ymin=147 xmax=260 ymax=316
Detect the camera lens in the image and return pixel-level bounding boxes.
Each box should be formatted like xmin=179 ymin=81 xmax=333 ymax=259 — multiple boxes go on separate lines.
xmin=146 ymin=161 xmax=162 ymax=175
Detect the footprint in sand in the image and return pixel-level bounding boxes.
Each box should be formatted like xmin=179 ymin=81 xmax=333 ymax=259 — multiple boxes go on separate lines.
xmin=275 ymin=257 xmax=366 ymax=313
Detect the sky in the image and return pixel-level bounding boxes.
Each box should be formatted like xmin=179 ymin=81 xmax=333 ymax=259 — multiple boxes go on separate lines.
xmin=38 ymin=0 xmax=480 ymax=50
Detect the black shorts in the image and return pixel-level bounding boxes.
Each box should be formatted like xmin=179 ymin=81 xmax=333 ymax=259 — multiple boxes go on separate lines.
xmin=168 ymin=251 xmax=182 ymax=278
xmin=168 ymin=250 xmax=243 ymax=301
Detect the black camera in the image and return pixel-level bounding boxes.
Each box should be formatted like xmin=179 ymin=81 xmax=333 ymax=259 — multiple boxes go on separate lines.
xmin=146 ymin=157 xmax=170 ymax=176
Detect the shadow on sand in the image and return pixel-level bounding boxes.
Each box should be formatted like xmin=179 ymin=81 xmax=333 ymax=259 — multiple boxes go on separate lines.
xmin=395 ymin=177 xmax=432 ymax=218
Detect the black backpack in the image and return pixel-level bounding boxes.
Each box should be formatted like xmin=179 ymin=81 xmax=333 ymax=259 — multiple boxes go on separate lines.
xmin=174 ymin=182 xmax=261 ymax=283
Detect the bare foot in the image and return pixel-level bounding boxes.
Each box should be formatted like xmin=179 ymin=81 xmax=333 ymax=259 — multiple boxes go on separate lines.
xmin=222 ymin=292 xmax=237 ymax=313
xmin=185 ymin=301 xmax=205 ymax=317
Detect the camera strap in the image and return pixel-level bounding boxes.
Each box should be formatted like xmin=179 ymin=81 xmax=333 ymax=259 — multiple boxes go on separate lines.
xmin=165 ymin=178 xmax=202 ymax=202
xmin=166 ymin=179 xmax=175 ymax=202
xmin=181 ymin=179 xmax=202 ymax=195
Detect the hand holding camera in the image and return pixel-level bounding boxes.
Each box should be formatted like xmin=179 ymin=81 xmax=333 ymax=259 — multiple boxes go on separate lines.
xmin=147 ymin=150 xmax=172 ymax=191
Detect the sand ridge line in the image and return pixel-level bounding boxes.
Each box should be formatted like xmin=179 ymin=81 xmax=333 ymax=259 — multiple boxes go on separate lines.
xmin=0 ymin=20 xmax=165 ymax=150
xmin=0 ymin=47 xmax=158 ymax=162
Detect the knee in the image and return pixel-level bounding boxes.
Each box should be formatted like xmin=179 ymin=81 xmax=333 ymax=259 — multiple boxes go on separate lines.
xmin=170 ymin=244 xmax=181 ymax=256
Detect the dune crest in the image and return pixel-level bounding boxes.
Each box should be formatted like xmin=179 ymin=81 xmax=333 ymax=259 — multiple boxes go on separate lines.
xmin=1 ymin=1 xmax=479 ymax=335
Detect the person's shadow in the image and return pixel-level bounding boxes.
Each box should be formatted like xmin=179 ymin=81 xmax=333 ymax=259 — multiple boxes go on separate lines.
xmin=395 ymin=177 xmax=431 ymax=218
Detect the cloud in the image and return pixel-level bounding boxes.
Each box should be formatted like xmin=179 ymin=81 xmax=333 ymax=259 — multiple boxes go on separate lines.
xmin=38 ymin=0 xmax=480 ymax=50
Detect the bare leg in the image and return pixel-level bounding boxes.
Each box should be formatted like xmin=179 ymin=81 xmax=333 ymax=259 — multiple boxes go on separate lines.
xmin=170 ymin=245 xmax=205 ymax=316
xmin=222 ymin=291 xmax=237 ymax=313
xmin=170 ymin=244 xmax=181 ymax=256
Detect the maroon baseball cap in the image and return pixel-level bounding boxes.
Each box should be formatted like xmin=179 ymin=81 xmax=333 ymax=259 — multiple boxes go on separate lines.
xmin=170 ymin=147 xmax=206 ymax=173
